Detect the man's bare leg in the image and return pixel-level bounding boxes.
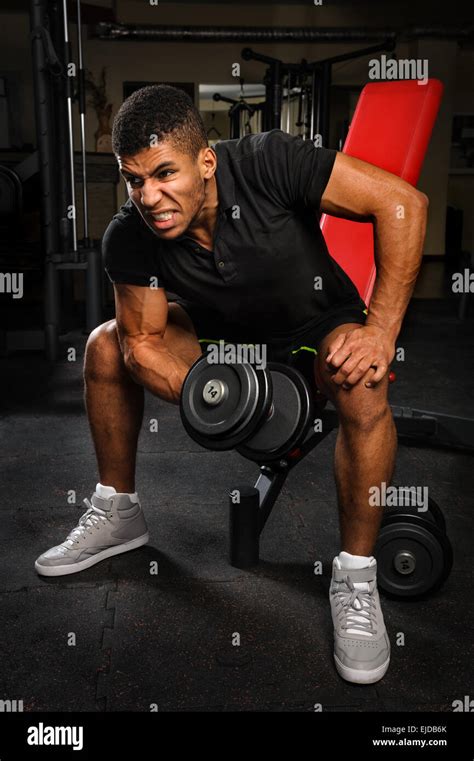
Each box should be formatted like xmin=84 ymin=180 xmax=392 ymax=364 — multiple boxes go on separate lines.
xmin=314 ymin=323 xmax=397 ymax=555
xmin=314 ymin=322 xmax=394 ymax=684
xmin=35 ymin=304 xmax=202 ymax=576
xmin=83 ymin=304 xmax=202 ymax=494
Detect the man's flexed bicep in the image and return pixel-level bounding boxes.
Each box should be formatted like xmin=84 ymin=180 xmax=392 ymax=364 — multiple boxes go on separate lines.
xmin=114 ymin=283 xmax=169 ymax=365
xmin=113 ymin=284 xmax=192 ymax=404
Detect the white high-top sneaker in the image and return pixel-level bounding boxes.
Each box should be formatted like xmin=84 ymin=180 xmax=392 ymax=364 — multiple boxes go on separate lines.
xmin=35 ymin=491 xmax=149 ymax=577
xmin=329 ymin=556 xmax=390 ymax=684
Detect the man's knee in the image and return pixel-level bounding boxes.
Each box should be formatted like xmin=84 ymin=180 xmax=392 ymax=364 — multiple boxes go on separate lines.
xmin=335 ymin=382 xmax=391 ymax=432
xmin=84 ymin=319 xmax=125 ymax=380
xmin=315 ymin=359 xmax=390 ymax=429
xmin=86 ymin=319 xmax=120 ymax=354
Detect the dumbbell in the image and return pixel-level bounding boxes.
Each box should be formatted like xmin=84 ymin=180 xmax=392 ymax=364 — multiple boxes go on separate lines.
xmin=179 ymin=354 xmax=314 ymax=462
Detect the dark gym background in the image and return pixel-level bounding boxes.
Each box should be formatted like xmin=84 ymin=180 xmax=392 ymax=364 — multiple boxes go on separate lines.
xmin=0 ymin=0 xmax=473 ymax=714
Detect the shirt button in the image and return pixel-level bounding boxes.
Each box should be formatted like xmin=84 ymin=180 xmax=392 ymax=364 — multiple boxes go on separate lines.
xmin=218 ymin=261 xmax=225 ymax=268
xmin=194 ymin=246 xmax=200 ymax=253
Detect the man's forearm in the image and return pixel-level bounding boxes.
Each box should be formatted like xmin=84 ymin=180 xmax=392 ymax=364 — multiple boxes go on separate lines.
xmin=365 ymin=190 xmax=429 ymax=343
xmin=125 ymin=338 xmax=190 ymax=405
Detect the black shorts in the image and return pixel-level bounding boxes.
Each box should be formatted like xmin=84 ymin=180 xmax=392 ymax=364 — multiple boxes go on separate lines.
xmin=172 ymin=299 xmax=367 ymax=391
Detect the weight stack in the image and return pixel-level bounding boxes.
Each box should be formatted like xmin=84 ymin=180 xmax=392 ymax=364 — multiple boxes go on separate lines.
xmin=229 ymin=484 xmax=260 ymax=568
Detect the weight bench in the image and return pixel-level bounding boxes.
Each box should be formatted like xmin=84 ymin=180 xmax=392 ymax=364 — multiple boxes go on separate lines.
xmin=222 ymin=80 xmax=471 ymax=598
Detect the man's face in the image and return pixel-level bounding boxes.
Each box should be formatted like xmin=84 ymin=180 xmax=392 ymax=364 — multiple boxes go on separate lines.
xmin=117 ymin=140 xmax=211 ymax=239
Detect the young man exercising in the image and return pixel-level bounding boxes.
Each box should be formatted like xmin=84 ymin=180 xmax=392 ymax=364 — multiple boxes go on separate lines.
xmin=35 ymin=85 xmax=428 ymax=685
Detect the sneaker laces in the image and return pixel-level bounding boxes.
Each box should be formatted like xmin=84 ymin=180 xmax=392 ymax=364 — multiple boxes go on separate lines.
xmin=333 ymin=575 xmax=377 ymax=636
xmin=61 ymin=497 xmax=110 ymax=549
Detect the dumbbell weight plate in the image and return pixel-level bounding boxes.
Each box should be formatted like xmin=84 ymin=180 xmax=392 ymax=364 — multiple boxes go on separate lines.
xmin=180 ymin=354 xmax=272 ymax=451
xmin=425 ymin=497 xmax=447 ymax=532
xmin=375 ymin=513 xmax=453 ymax=599
xmin=384 ymin=490 xmax=447 ymax=533
xmin=236 ymin=363 xmax=313 ymax=463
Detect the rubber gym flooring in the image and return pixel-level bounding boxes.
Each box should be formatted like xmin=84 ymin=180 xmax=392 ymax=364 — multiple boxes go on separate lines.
xmin=1 ymin=298 xmax=473 ymax=712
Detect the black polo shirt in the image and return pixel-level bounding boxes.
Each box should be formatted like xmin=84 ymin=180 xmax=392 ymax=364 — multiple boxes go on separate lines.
xmin=103 ymin=129 xmax=366 ymax=337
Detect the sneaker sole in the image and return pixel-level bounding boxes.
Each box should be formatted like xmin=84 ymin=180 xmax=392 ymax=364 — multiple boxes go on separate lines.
xmin=334 ymin=653 xmax=390 ymax=684
xmin=35 ymin=532 xmax=150 ymax=577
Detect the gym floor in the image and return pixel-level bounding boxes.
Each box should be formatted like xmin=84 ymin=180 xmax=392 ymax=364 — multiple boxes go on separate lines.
xmin=1 ymin=298 xmax=472 ymax=712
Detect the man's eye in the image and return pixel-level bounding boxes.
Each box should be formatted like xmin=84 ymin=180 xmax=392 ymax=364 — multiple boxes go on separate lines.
xmin=126 ymin=171 xmax=174 ymax=186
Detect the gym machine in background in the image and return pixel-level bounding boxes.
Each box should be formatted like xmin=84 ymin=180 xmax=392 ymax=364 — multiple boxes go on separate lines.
xmin=212 ymin=91 xmax=265 ymax=140
xmin=208 ymin=39 xmax=396 ymax=144
xmin=211 ymin=78 xmax=265 ymax=139
xmin=241 ymin=39 xmax=396 ymax=145
xmin=30 ymin=0 xmax=103 ymax=361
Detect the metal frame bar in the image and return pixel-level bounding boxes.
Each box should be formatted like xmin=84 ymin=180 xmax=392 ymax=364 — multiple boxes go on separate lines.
xmin=29 ymin=0 xmax=104 ymax=359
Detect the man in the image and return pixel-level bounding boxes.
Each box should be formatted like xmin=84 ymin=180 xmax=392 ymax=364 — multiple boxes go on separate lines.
xmin=35 ymin=85 xmax=428 ymax=685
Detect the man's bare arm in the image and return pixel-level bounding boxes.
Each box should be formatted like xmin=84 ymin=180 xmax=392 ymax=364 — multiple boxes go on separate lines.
xmin=114 ymin=284 xmax=190 ymax=404
xmin=321 ymin=152 xmax=429 ymax=344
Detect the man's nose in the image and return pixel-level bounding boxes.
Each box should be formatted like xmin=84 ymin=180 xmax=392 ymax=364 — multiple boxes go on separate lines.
xmin=139 ymin=180 xmax=163 ymax=209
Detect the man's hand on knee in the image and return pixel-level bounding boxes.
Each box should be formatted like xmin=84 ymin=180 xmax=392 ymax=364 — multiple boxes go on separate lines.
xmin=325 ymin=325 xmax=395 ymax=389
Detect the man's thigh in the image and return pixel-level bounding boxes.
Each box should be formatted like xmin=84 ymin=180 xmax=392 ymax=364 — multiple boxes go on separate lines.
xmin=314 ymin=322 xmax=390 ymax=418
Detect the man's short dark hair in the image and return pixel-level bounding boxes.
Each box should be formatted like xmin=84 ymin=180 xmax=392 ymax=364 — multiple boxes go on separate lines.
xmin=112 ymin=84 xmax=208 ymax=160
